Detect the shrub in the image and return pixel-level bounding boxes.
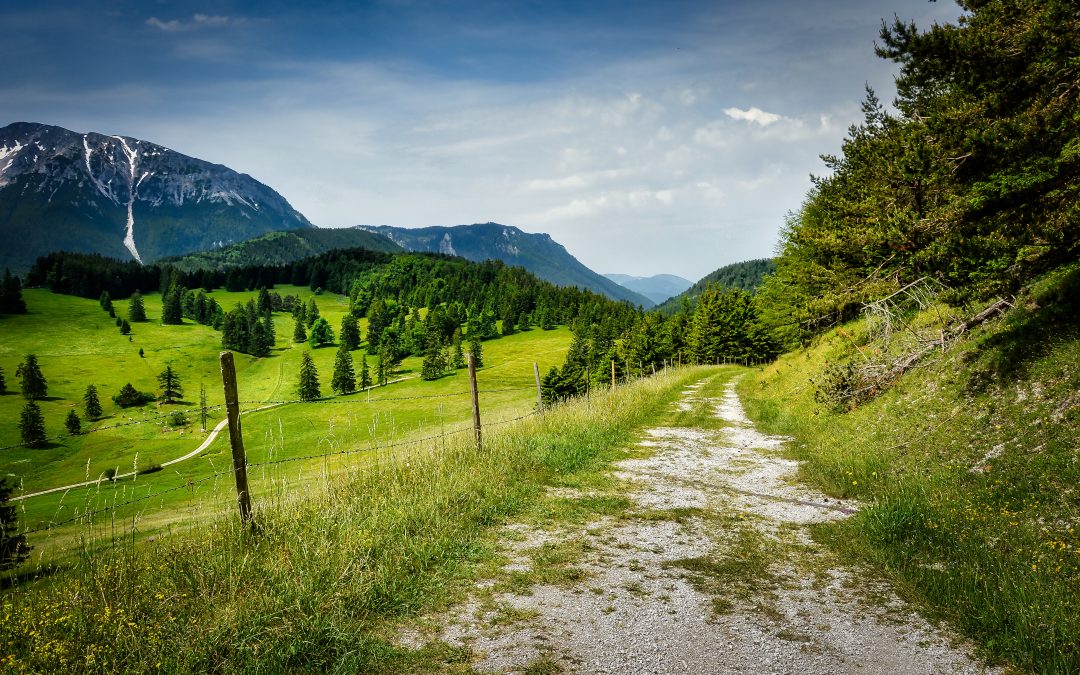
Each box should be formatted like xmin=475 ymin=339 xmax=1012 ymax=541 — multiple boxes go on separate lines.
xmin=113 ymin=383 xmax=155 ymax=408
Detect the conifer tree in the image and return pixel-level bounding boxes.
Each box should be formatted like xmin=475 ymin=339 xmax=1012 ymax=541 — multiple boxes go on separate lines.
xmin=0 ymin=478 xmax=30 ymax=570
xmin=452 ymin=341 xmax=466 ymax=370
xmin=257 ymin=287 xmax=272 ymax=315
xmin=84 ymin=384 xmax=102 ymax=419
xmin=19 ymin=401 xmax=46 ymax=448
xmin=297 ymin=352 xmax=321 ymax=401
xmin=157 ymin=365 xmax=184 ymax=403
xmin=161 ymin=286 xmax=183 ymax=325
xmin=359 ymin=354 xmax=372 ymax=389
xmin=120 ymin=319 xmax=131 ymax=335
xmin=15 ymin=354 xmax=47 ymax=400
xmin=99 ymin=290 xmax=112 ymax=312
xmin=292 ymin=315 xmax=307 ymax=342
xmin=376 ymin=345 xmax=390 ymax=385
xmin=468 ymin=337 xmax=484 ymax=368
xmin=420 ymin=338 xmax=446 ymax=381
xmin=340 ymin=314 xmax=361 ymax=351
xmin=128 ymin=290 xmax=147 ymax=322
xmin=331 ymin=344 xmax=356 ymax=395
xmin=0 ymin=269 xmax=26 ymax=314
xmin=65 ymin=409 xmax=82 ymax=435
xmin=305 ymin=298 xmax=320 ymax=328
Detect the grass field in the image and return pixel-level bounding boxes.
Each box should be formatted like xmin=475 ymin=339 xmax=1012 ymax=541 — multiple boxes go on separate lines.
xmin=0 ymin=288 xmax=572 ymax=564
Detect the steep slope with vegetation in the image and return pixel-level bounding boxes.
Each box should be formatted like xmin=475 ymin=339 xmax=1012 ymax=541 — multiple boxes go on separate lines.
xmin=739 ymin=264 xmax=1080 ymax=671
xmin=162 ymin=228 xmax=403 ymax=272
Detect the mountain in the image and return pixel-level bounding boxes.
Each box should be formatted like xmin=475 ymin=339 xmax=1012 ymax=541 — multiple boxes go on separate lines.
xmin=603 ymin=273 xmax=693 ymax=305
xmin=0 ymin=122 xmax=312 ymax=273
xmin=656 ymin=258 xmax=777 ymax=314
xmin=164 ymin=228 xmax=402 ymax=272
xmin=357 ymin=223 xmax=654 ymax=307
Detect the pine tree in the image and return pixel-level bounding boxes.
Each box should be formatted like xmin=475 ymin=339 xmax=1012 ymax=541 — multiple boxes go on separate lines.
xmin=139 ymin=348 xmax=145 ymax=358
xmin=340 ymin=314 xmax=361 ymax=351
xmin=15 ymin=354 xmax=47 ymax=400
xmin=84 ymin=384 xmax=103 ymax=419
xmin=128 ymin=290 xmax=147 ymax=322
xmin=161 ymin=286 xmax=183 ymax=325
xmin=19 ymin=401 xmax=47 ymax=448
xmin=453 ymin=341 xmax=466 ymax=369
xmin=297 ymin=351 xmax=321 ymax=401
xmin=99 ymin=290 xmax=113 ymax=313
xmin=0 ymin=269 xmax=26 ymax=314
xmin=376 ymin=345 xmax=389 ymax=386
xmin=305 ymin=298 xmax=320 ymax=328
xmin=120 ymin=319 xmax=131 ymax=335
xmin=292 ymin=315 xmax=307 ymax=342
xmin=65 ymin=409 xmax=82 ymax=435
xmin=157 ymin=365 xmax=184 ymax=403
xmin=420 ymin=339 xmax=446 ymax=381
xmin=331 ymin=344 xmax=356 ymax=395
xmin=257 ymin=287 xmax=272 ymax=315
xmin=359 ymin=354 xmax=372 ymax=389
xmin=308 ymin=317 xmax=335 ymax=348
xmin=0 ymin=478 xmax=30 ymax=570
xmin=468 ymin=337 xmax=484 ymax=368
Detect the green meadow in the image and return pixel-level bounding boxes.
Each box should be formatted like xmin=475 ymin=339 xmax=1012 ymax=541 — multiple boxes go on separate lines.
xmin=0 ymin=288 xmax=571 ymax=563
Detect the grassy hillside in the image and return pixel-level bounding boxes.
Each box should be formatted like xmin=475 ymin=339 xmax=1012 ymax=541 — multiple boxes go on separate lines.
xmin=737 ymin=265 xmax=1080 ymax=672
xmin=163 ymin=228 xmax=402 ymax=272
xmin=1 ymin=350 xmax=708 ymax=671
xmin=0 ymin=288 xmax=572 ymax=561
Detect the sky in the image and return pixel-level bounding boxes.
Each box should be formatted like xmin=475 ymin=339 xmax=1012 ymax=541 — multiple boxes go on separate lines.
xmin=0 ymin=0 xmax=963 ymax=281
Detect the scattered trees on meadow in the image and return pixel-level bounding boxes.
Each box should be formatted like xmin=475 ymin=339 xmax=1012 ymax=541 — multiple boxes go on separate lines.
xmin=19 ymin=401 xmax=46 ymax=448
xmin=15 ymin=354 xmax=47 ymax=400
xmin=297 ymin=352 xmax=321 ymax=401
xmin=84 ymin=385 xmax=102 ymax=419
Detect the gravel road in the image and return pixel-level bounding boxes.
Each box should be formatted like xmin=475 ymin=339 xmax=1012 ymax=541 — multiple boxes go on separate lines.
xmin=398 ymin=375 xmax=997 ymax=674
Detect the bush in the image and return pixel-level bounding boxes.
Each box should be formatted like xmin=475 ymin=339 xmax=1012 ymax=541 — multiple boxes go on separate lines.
xmin=113 ymin=383 xmax=155 ymax=408
xmin=169 ymin=411 xmax=189 ymax=428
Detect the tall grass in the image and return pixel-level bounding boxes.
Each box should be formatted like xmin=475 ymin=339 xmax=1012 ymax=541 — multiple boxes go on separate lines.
xmin=2 ymin=367 xmax=708 ymax=672
xmin=737 ymin=271 xmax=1080 ymax=673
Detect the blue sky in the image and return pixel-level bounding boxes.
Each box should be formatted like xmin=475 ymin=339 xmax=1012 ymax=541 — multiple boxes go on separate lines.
xmin=1 ymin=0 xmax=962 ymax=279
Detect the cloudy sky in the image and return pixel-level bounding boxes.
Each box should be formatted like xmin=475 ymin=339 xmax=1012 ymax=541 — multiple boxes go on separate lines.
xmin=0 ymin=0 xmax=962 ymax=280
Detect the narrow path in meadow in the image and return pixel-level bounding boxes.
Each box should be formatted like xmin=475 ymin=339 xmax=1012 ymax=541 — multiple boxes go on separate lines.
xmin=400 ymin=372 xmax=997 ymax=674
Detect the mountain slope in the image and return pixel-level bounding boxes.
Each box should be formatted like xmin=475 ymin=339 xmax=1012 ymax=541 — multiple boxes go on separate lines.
xmin=357 ymin=223 xmax=653 ymax=307
xmin=164 ymin=228 xmax=402 ymax=272
xmin=603 ymin=273 xmax=692 ymax=305
xmin=656 ymin=258 xmax=776 ymax=314
xmin=0 ymin=122 xmax=312 ymax=272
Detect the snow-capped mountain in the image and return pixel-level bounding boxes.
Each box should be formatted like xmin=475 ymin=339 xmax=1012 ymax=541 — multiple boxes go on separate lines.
xmin=0 ymin=122 xmax=312 ymax=272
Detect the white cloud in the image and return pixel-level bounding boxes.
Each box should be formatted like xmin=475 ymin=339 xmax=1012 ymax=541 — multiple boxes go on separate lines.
xmin=146 ymin=14 xmax=234 ymax=32
xmin=723 ymin=106 xmax=782 ymax=126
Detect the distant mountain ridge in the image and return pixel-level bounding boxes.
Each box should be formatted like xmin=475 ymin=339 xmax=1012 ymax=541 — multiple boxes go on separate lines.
xmin=357 ymin=223 xmax=653 ymax=307
xmin=656 ymin=258 xmax=777 ymax=314
xmin=603 ymin=273 xmax=693 ymax=305
xmin=0 ymin=121 xmax=312 ymax=273
xmin=164 ymin=228 xmax=402 ymax=272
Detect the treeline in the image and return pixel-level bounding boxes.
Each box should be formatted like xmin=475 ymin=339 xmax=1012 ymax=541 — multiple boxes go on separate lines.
xmin=756 ymin=1 xmax=1080 ymax=346
xmin=25 ymin=248 xmax=395 ymax=300
xmin=655 ymin=258 xmax=776 ymax=315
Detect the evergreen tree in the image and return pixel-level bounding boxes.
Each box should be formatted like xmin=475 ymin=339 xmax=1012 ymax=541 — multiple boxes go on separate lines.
xmin=120 ymin=319 xmax=131 ymax=335
xmin=257 ymin=287 xmax=272 ymax=315
xmin=161 ymin=286 xmax=183 ymax=325
xmin=0 ymin=478 xmax=30 ymax=570
xmin=99 ymin=290 xmax=113 ymax=313
xmin=19 ymin=401 xmax=47 ymax=448
xmin=452 ymin=341 xmax=466 ymax=370
xmin=305 ymin=298 xmax=320 ymax=328
xmin=376 ymin=344 xmax=390 ymax=385
xmin=0 ymin=269 xmax=26 ymax=314
xmin=65 ymin=409 xmax=82 ymax=435
xmin=308 ymin=317 xmax=335 ymax=348
xmin=15 ymin=354 xmax=47 ymax=400
xmin=468 ymin=337 xmax=484 ymax=368
xmin=128 ymin=290 xmax=147 ymax=322
xmin=157 ymin=365 xmax=184 ymax=403
xmin=340 ymin=314 xmax=361 ymax=351
xmin=366 ymin=298 xmax=389 ymax=354
xmin=115 ymin=316 xmax=122 ymax=327
xmin=297 ymin=352 xmax=321 ymax=401
xmin=359 ymin=354 xmax=372 ymax=389
xmin=420 ymin=338 xmax=447 ymax=381
xmin=139 ymin=348 xmax=145 ymax=358
xmin=113 ymin=383 xmax=155 ymax=408
xmin=84 ymin=384 xmax=103 ymax=419
xmin=331 ymin=344 xmax=356 ymax=395
xmin=292 ymin=315 xmax=307 ymax=342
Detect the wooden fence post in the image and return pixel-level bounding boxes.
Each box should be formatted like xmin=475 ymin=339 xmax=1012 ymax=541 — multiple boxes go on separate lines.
xmin=611 ymin=359 xmax=616 ymax=390
xmin=533 ymin=362 xmax=544 ymax=414
xmin=468 ymin=353 xmax=482 ymax=451
xmin=219 ymin=351 xmax=253 ymax=529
